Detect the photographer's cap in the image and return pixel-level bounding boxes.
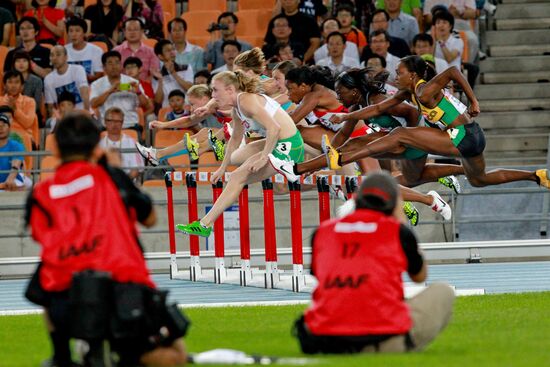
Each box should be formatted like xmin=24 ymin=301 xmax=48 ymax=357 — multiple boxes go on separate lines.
xmin=0 ymin=114 xmax=10 ymax=126
xmin=355 ymin=171 xmax=398 ymax=215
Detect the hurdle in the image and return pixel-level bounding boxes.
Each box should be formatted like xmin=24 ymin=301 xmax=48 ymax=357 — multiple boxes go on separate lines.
xmin=164 ymin=170 xmax=361 ymax=292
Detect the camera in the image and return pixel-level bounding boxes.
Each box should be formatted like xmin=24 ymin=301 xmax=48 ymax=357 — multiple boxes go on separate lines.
xmin=207 ymin=22 xmax=229 ymax=33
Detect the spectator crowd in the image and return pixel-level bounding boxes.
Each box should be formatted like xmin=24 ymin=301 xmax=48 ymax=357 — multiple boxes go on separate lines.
xmin=0 ymin=0 xmax=494 ymax=190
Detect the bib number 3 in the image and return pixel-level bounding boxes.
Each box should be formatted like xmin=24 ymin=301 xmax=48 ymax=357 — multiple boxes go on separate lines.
xmin=276 ymin=142 xmax=292 ymax=155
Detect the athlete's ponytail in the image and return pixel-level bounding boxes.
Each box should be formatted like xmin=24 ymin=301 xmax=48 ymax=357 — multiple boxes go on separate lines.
xmin=310 ymin=65 xmax=335 ymax=90
xmin=401 ymin=55 xmax=428 ymax=80
xmin=336 ymin=68 xmax=386 ymax=97
xmin=212 ymin=70 xmax=261 ymax=94
xmin=234 ymin=47 xmax=266 ymax=75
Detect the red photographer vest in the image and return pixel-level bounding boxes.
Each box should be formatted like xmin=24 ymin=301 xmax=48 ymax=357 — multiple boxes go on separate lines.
xmin=30 ymin=161 xmax=155 ymax=292
xmin=305 ymin=209 xmax=411 ymax=336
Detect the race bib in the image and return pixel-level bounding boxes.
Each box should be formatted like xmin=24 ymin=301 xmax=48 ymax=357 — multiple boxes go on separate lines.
xmin=447 ymin=128 xmax=459 ymax=139
xmin=276 ymin=141 xmax=292 ymax=155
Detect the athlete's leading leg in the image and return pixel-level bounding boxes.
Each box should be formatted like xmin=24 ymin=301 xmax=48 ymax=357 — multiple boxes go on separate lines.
xmin=461 ymin=154 xmax=537 ymax=187
xmin=398 ymin=158 xmax=465 ymax=187
xmin=201 ymin=155 xmax=277 ymax=228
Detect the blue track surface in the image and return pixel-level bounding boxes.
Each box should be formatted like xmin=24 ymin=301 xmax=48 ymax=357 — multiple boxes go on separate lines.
xmin=1 ymin=261 xmax=549 ymax=312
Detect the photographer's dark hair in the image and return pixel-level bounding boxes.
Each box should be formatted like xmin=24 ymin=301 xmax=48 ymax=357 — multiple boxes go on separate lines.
xmin=154 ymin=39 xmax=172 ymax=56
xmin=123 ymin=56 xmax=143 ymax=68
xmin=217 ymin=12 xmax=238 ymax=24
xmin=55 ymin=114 xmax=100 ymax=160
xmin=66 ymin=17 xmax=88 ymax=33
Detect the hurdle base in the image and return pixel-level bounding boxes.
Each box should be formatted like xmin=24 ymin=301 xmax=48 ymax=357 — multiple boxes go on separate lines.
xmin=264 ymin=261 xmax=280 ymax=289
xmin=240 ymin=259 xmax=252 ymax=287
xmin=189 ymin=256 xmax=202 ymax=282
xmin=214 ymin=257 xmax=227 ymax=284
xmin=291 ymin=264 xmax=306 ymax=292
xmin=170 ymin=254 xmax=179 ymax=280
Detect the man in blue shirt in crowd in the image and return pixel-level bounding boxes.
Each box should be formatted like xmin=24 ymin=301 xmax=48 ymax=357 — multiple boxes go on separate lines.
xmin=0 ymin=113 xmax=30 ymax=191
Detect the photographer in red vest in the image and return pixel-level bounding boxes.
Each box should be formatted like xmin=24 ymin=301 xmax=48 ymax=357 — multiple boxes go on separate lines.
xmin=25 ymin=114 xmax=187 ymax=367
xmin=295 ymin=171 xmax=455 ymax=353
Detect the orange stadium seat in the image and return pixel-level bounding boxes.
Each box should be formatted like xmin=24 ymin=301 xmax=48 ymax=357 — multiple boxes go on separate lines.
xmin=0 ymin=45 xmax=9 ymax=71
xmin=40 ymin=156 xmax=61 ymax=181
xmin=187 ymin=0 xmax=226 ymax=12
xmin=238 ymin=0 xmax=276 ymax=11
xmin=239 ymin=36 xmax=265 ymax=48
xmin=44 ymin=133 xmax=56 ymax=152
xmin=187 ymin=36 xmax=211 ymax=49
xmin=181 ymin=11 xmax=219 ymax=39
xmin=235 ymin=9 xmax=272 ymax=38
xmin=158 ymin=106 xmax=172 ymax=121
xmin=458 ymin=31 xmax=470 ymax=63
xmin=91 ymin=41 xmax=108 ymax=53
xmin=163 ymin=11 xmax=171 ymax=37
xmin=153 ymin=129 xmax=185 ymax=148
xmin=142 ymin=37 xmax=158 ymax=49
xmin=158 ymin=0 xmax=176 ymax=18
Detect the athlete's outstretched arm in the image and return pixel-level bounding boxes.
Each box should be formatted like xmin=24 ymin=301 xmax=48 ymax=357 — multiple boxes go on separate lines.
xmin=330 ymin=104 xmax=362 ymax=147
xmin=387 ymin=101 xmax=421 ymax=128
xmin=420 ymin=66 xmax=480 ymax=117
xmin=331 ymin=91 xmax=409 ymax=124
xmin=288 ymin=90 xmax=321 ymax=123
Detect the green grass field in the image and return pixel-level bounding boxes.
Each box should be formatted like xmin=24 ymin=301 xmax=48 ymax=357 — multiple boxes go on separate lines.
xmin=2 ymin=292 xmax=549 ymax=367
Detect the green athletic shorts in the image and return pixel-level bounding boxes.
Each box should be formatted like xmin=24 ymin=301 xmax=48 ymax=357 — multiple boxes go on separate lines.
xmin=272 ymin=130 xmax=305 ymax=163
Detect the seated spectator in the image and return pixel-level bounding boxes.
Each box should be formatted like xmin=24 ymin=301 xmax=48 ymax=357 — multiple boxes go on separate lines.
xmin=65 ymin=17 xmax=104 ymax=83
xmin=316 ymin=32 xmax=360 ymax=74
xmin=211 ymin=40 xmax=241 ymax=74
xmin=364 ymin=53 xmax=387 ymax=77
xmin=369 ymin=9 xmax=411 ymax=57
xmin=124 ymin=56 xmax=155 ymax=99
xmin=273 ymin=0 xmax=328 ymax=20
xmin=46 ymin=91 xmax=76 ymax=132
xmin=83 ymin=0 xmax=124 ymax=47
xmin=165 ymin=90 xmax=186 ymax=121
xmin=23 ymin=0 xmax=65 ymax=45
xmin=152 ymin=39 xmax=194 ymax=108
xmin=0 ymin=71 xmax=37 ymax=143
xmin=123 ymin=0 xmax=164 ymax=40
xmin=336 ymin=3 xmax=368 ymax=55
xmin=432 ymin=10 xmax=463 ymax=69
xmin=425 ymin=1 xmax=479 ymax=63
xmin=376 ymin=0 xmax=422 ymax=29
xmin=412 ymin=33 xmax=449 ymax=74
xmin=362 ymin=30 xmax=400 ymax=82
xmin=91 ymin=50 xmax=153 ymax=129
xmin=4 ymin=17 xmax=52 ymax=79
xmin=194 ymin=69 xmax=211 ymax=85
xmin=11 ymin=50 xmax=44 ymax=125
xmin=383 ymin=0 xmax=419 ymax=46
xmin=263 ymin=14 xmax=306 ymax=62
xmin=44 ymin=45 xmax=90 ymax=117
xmin=114 ymin=17 xmax=160 ymax=81
xmin=294 ymin=171 xmax=455 ymax=354
xmin=99 ymin=106 xmax=144 ymax=180
xmin=0 ymin=114 xmax=32 ymax=191
xmin=205 ymin=12 xmax=252 ymax=70
xmin=274 ymin=0 xmax=321 ymax=63
xmin=314 ymin=18 xmax=360 ymax=64
xmin=0 ymin=7 xmax=15 ymax=47
xmin=168 ymin=18 xmax=206 ymax=75
xmin=271 ymin=43 xmax=299 ymax=64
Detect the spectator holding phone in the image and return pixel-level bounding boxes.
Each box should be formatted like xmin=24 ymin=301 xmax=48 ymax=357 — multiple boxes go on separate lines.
xmin=90 ymin=50 xmax=153 ymax=129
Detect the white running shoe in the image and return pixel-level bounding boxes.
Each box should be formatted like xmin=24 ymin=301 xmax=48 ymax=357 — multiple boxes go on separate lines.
xmin=336 ymin=198 xmax=356 ymax=218
xmin=135 ymin=142 xmax=160 ymax=166
xmin=428 ymin=190 xmax=452 ymax=221
xmin=268 ymin=154 xmax=299 ymax=183
xmin=329 ymin=185 xmax=347 ymax=202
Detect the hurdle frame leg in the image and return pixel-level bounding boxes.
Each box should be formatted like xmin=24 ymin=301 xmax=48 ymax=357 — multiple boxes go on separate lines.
xmin=240 ymin=259 xmax=252 ymax=287
xmin=292 ymin=263 xmax=305 ymax=292
xmin=186 ymin=172 xmax=202 ymax=281
xmin=264 ymin=261 xmax=279 ymax=289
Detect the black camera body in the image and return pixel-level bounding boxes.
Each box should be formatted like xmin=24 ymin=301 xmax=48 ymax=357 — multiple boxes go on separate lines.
xmin=207 ymin=22 xmax=229 ymax=32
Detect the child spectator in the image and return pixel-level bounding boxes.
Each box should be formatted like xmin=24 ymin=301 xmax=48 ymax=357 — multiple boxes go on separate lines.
xmin=193 ymin=69 xmax=211 ymax=85
xmin=166 ymin=90 xmax=187 ymax=121
xmin=0 ymin=113 xmax=32 ymax=191
xmin=124 ymin=56 xmax=155 ymax=99
xmin=46 ymin=91 xmax=76 ymax=132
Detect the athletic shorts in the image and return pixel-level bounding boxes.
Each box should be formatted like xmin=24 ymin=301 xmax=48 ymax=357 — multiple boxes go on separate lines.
xmin=402 ymin=147 xmax=428 ymax=160
xmin=272 ymin=130 xmax=305 ymax=163
xmin=454 ymin=122 xmax=486 ymax=158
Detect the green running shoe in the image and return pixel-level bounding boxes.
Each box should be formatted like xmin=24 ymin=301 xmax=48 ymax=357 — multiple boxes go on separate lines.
xmin=208 ymin=129 xmax=225 ymax=161
xmin=184 ymin=133 xmax=200 ymax=161
xmin=438 ymin=176 xmax=461 ymax=195
xmin=403 ymin=201 xmax=419 ymax=226
xmin=176 ymin=221 xmax=212 ymax=237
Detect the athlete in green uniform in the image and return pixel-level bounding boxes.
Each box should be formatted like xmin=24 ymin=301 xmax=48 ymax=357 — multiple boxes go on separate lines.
xmin=273 ymin=56 xmax=549 ymax=190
